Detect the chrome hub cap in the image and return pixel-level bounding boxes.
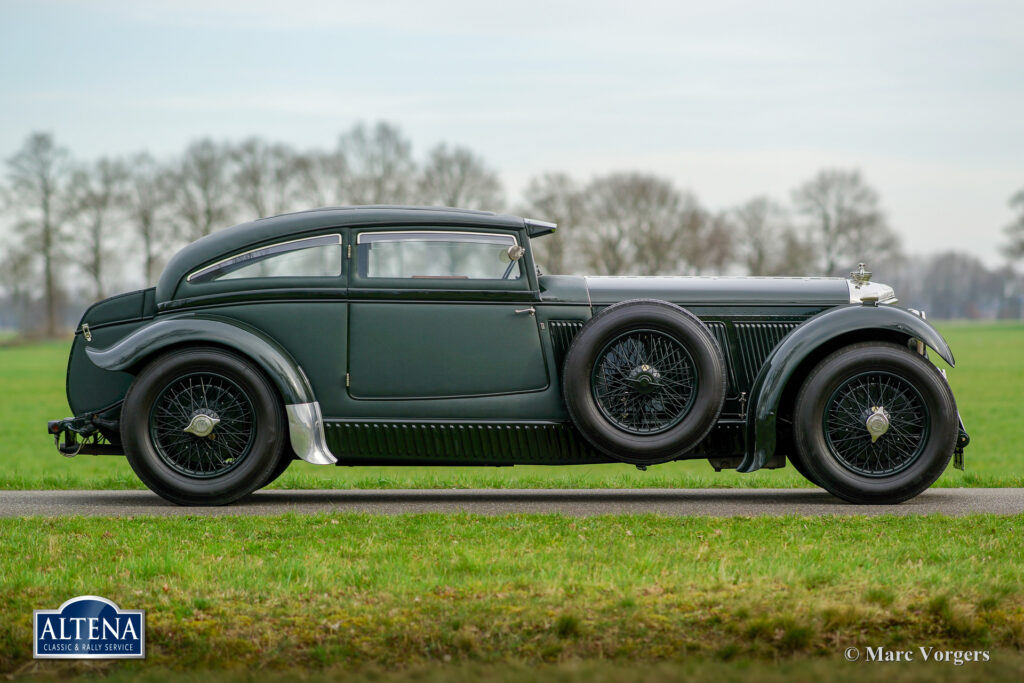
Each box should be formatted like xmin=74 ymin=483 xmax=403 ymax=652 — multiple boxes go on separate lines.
xmin=864 ymin=406 xmax=890 ymax=443
xmin=627 ymin=364 xmax=662 ymax=395
xmin=183 ymin=411 xmax=220 ymax=438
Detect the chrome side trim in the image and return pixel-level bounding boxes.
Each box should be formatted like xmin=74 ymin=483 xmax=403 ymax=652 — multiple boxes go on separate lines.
xmin=285 ymin=402 xmax=337 ymax=465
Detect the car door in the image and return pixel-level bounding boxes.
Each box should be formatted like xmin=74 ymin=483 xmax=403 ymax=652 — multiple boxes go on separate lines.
xmin=346 ymin=227 xmax=549 ymax=400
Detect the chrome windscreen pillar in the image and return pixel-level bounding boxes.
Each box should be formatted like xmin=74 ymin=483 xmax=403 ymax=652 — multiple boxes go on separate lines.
xmin=285 ymin=402 xmax=337 ymax=465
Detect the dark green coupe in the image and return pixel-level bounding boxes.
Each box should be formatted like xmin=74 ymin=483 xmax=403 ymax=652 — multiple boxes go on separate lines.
xmin=49 ymin=206 xmax=969 ymax=505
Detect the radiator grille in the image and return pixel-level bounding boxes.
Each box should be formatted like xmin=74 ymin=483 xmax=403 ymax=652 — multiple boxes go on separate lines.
xmin=734 ymin=322 xmax=800 ymax=383
xmin=549 ymin=320 xmax=585 ymax=366
xmin=704 ymin=321 xmax=737 ymax=395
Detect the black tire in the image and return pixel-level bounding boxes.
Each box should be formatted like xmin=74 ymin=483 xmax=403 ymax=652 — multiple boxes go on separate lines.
xmin=788 ymin=450 xmax=823 ymax=487
xmin=563 ymin=299 xmax=727 ymax=465
xmin=121 ymin=347 xmax=288 ymax=506
xmin=793 ymin=342 xmax=958 ymax=504
xmin=258 ymin=452 xmax=295 ymax=490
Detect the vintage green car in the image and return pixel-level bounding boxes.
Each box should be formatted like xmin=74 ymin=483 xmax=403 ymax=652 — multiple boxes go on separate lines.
xmin=48 ymin=206 xmax=969 ymax=505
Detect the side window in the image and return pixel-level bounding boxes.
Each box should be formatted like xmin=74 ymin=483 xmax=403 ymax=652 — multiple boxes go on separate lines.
xmin=357 ymin=232 xmax=521 ymax=280
xmin=188 ymin=235 xmax=342 ymax=283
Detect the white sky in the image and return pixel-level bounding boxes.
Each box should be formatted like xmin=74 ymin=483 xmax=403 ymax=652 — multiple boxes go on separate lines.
xmin=1 ymin=0 xmax=1022 ymax=267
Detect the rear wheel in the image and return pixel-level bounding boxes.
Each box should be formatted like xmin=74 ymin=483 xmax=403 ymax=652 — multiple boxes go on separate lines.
xmin=121 ymin=347 xmax=287 ymax=506
xmin=793 ymin=342 xmax=957 ymax=504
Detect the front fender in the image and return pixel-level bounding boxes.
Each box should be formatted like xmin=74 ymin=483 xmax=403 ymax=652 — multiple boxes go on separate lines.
xmin=86 ymin=314 xmax=315 ymax=406
xmin=739 ymin=304 xmax=954 ymax=473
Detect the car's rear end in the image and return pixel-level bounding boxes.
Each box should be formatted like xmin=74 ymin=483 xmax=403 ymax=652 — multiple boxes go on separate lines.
xmin=47 ymin=288 xmax=157 ymax=455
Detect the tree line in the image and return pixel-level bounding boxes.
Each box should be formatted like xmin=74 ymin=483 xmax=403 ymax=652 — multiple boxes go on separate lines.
xmin=2 ymin=122 xmax=1022 ymax=336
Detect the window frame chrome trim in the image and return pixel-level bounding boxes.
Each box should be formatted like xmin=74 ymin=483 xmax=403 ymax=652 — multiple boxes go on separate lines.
xmin=355 ymin=230 xmax=521 ymax=280
xmin=186 ymin=233 xmax=343 ymax=283
xmin=355 ymin=230 xmax=518 ymax=246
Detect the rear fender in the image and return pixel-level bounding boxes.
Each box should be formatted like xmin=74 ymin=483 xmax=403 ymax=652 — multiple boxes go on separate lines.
xmin=85 ymin=315 xmax=336 ymax=465
xmin=740 ymin=305 xmax=954 ymax=473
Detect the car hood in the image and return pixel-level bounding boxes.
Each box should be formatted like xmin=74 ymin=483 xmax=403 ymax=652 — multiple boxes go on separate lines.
xmin=583 ymin=276 xmax=852 ymax=306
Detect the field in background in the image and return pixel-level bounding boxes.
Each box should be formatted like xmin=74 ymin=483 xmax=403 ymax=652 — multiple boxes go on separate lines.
xmin=1 ymin=323 xmax=1021 ymax=490
xmin=3 ymin=514 xmax=1022 ymax=679
xmin=3 ymin=328 xmax=1022 ymax=681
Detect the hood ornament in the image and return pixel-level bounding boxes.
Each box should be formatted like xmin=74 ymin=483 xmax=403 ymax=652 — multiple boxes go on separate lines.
xmin=850 ymin=263 xmax=872 ymax=285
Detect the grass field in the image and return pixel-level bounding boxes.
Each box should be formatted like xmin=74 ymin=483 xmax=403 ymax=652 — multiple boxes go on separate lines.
xmin=3 ymin=513 xmax=1023 ymax=680
xmin=2 ymin=327 xmax=1022 ymax=681
xmin=1 ymin=323 xmax=1021 ymax=489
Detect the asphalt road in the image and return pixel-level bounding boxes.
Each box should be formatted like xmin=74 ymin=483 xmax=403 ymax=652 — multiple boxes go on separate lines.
xmin=0 ymin=488 xmax=1021 ymax=517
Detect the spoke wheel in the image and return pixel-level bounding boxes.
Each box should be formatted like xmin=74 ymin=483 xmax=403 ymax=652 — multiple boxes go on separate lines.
xmin=148 ymin=372 xmax=256 ymax=478
xmin=823 ymin=371 xmax=930 ymax=477
xmin=591 ymin=329 xmax=698 ymax=435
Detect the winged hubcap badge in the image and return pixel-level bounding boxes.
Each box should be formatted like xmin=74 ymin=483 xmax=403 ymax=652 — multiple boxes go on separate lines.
xmin=183 ymin=413 xmax=220 ymax=438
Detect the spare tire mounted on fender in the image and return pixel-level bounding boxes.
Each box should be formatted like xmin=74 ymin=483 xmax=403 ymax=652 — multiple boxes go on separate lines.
xmin=562 ymin=299 xmax=727 ymax=465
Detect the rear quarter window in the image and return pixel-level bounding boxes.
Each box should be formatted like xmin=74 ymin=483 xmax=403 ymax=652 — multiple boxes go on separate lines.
xmin=188 ymin=235 xmax=342 ymax=283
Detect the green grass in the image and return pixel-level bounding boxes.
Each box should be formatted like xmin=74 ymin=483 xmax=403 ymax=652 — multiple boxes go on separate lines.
xmin=2 ymin=514 xmax=1022 ymax=678
xmin=19 ymin=654 xmax=1024 ymax=682
xmin=1 ymin=323 xmax=1022 ymax=490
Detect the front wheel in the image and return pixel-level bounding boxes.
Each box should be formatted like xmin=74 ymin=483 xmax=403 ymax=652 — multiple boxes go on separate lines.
xmin=793 ymin=341 xmax=958 ymax=504
xmin=121 ymin=347 xmax=287 ymax=506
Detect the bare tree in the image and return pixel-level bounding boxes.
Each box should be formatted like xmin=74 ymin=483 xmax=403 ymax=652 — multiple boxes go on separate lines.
xmin=791 ymin=169 xmax=899 ymax=275
xmin=338 ymin=122 xmax=415 ymax=204
xmin=690 ymin=210 xmax=735 ymax=275
xmin=920 ymin=251 xmax=1006 ymax=319
xmin=5 ymin=132 xmax=72 ymax=336
xmin=293 ymin=147 xmax=346 ymax=207
xmin=773 ymin=228 xmax=820 ymax=276
xmin=174 ymin=138 xmax=235 ymax=241
xmin=733 ymin=197 xmax=789 ymax=275
xmin=69 ymin=157 xmax=129 ymax=299
xmin=1003 ymin=188 xmax=1024 ymax=261
xmin=417 ymin=143 xmax=503 ymax=210
xmin=230 ymin=137 xmax=304 ymax=218
xmin=518 ymin=172 xmax=585 ymax=274
xmin=124 ymin=152 xmax=174 ymax=285
xmin=0 ymin=246 xmax=35 ymax=330
xmin=581 ymin=172 xmax=694 ymax=275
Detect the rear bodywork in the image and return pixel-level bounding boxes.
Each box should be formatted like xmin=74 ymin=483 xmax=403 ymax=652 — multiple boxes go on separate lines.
xmin=49 ymin=206 xmax=969 ymax=471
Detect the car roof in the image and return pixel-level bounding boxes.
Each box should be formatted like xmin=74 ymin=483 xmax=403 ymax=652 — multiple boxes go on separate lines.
xmin=156 ymin=205 xmax=527 ymax=302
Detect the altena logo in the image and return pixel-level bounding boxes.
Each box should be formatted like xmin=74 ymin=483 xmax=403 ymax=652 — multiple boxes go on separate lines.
xmin=33 ymin=596 xmax=145 ymax=659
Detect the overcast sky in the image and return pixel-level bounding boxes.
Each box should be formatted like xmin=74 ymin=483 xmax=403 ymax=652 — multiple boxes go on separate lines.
xmin=1 ymin=0 xmax=1021 ymax=267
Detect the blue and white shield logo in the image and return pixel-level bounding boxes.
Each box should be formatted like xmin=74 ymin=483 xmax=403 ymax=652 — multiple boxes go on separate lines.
xmin=34 ymin=596 xmax=145 ymax=659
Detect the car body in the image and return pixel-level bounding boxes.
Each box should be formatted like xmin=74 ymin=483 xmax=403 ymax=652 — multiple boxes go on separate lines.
xmin=49 ymin=205 xmax=969 ymax=505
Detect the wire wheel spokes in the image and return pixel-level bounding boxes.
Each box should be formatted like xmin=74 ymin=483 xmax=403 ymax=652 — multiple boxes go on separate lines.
xmin=591 ymin=329 xmax=698 ymax=435
xmin=823 ymin=371 xmax=930 ymax=477
xmin=148 ymin=372 xmax=256 ymax=478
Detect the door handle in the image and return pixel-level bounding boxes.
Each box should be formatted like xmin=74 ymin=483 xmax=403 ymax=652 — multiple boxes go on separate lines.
xmin=514 ymin=307 xmax=536 ymax=315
